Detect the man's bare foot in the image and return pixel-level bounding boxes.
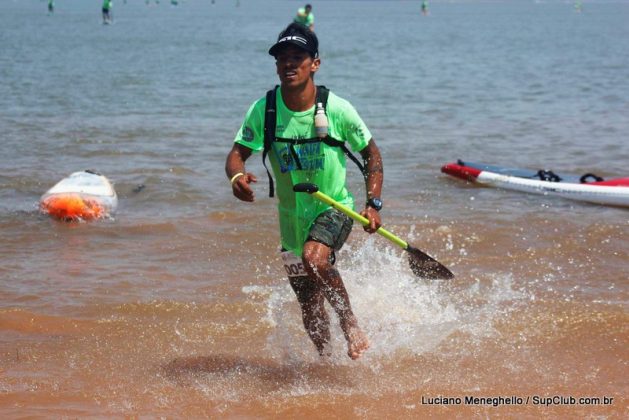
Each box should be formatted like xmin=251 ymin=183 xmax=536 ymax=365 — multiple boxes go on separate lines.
xmin=347 ymin=327 xmax=370 ymax=360
xmin=316 ymin=342 xmax=332 ymax=358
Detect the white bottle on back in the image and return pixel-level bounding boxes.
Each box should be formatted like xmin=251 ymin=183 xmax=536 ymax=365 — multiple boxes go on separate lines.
xmin=314 ymin=102 xmax=328 ymax=138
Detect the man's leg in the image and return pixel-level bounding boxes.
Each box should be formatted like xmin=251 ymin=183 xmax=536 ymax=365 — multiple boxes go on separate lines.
xmin=302 ymin=240 xmax=369 ymax=360
xmin=289 ymin=275 xmax=331 ymax=356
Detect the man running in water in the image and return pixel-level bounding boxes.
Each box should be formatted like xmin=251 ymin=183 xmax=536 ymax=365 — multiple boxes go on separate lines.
xmin=226 ymin=23 xmax=383 ymax=360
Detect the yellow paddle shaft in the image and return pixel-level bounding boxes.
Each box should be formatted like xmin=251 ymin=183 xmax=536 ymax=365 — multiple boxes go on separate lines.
xmin=311 ymin=190 xmax=408 ymax=250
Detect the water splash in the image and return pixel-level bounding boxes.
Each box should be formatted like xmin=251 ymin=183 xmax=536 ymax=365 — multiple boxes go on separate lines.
xmin=244 ymin=237 xmax=528 ymax=366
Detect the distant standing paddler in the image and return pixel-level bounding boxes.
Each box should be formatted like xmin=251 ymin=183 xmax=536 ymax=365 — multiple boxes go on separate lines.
xmin=102 ymin=0 xmax=113 ymax=24
xmin=421 ymin=0 xmax=429 ymax=16
xmin=294 ymin=4 xmax=314 ymax=31
xmin=48 ymin=0 xmax=54 ymax=14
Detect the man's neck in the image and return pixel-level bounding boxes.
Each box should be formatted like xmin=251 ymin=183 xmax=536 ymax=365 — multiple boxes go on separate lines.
xmin=281 ymin=81 xmax=316 ymax=112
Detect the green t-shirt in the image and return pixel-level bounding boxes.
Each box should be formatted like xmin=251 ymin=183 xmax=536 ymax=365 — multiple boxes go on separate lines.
xmin=234 ymin=89 xmax=371 ymax=256
xmin=103 ymin=0 xmax=112 ymax=9
xmin=294 ymin=8 xmax=314 ymax=27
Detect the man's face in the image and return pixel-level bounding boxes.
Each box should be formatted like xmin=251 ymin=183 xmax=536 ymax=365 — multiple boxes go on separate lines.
xmin=275 ymin=45 xmax=319 ymax=88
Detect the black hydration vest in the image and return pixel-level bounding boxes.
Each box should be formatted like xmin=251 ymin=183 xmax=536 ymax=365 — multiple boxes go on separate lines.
xmin=262 ymin=85 xmax=366 ymax=197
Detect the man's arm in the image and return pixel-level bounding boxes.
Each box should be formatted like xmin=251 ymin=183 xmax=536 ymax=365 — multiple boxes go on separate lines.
xmin=225 ymin=143 xmax=257 ymax=202
xmin=359 ymin=139 xmax=383 ymax=233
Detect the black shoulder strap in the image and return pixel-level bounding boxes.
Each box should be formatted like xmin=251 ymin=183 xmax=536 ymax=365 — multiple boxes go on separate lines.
xmin=317 ymin=85 xmax=366 ymax=179
xmin=316 ymin=85 xmax=329 ymax=109
xmin=342 ymin=143 xmax=366 ymax=179
xmin=263 ymin=86 xmax=278 ymax=197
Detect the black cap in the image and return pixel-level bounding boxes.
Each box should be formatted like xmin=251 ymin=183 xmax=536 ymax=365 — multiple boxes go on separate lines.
xmin=268 ymin=23 xmax=318 ymax=58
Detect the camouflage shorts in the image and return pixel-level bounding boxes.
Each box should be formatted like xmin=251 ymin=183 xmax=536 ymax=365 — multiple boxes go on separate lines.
xmin=307 ymin=208 xmax=353 ymax=251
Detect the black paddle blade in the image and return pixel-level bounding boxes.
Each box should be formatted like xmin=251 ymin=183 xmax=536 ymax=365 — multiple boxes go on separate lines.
xmin=406 ymin=245 xmax=454 ymax=279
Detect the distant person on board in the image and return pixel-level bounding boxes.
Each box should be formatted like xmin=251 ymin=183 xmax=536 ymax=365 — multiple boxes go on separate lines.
xmin=226 ymin=23 xmax=383 ymax=360
xmin=294 ymin=4 xmax=314 ymax=31
xmin=421 ymin=0 xmax=429 ymax=16
xmin=102 ymin=0 xmax=113 ymax=24
xmin=48 ymin=0 xmax=54 ymax=14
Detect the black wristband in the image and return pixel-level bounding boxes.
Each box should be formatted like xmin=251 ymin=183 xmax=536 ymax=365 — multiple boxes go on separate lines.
xmin=366 ymin=197 xmax=383 ymax=211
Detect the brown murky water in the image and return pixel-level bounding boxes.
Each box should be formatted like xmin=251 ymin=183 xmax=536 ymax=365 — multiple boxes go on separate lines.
xmin=1 ymin=210 xmax=627 ymax=417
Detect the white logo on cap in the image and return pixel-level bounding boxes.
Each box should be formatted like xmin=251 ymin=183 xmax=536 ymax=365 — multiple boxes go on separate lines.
xmin=278 ymin=35 xmax=308 ymax=45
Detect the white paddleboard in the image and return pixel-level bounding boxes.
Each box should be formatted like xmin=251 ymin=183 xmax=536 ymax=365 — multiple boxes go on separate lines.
xmin=40 ymin=170 xmax=118 ymax=220
xmin=442 ymin=161 xmax=629 ymax=207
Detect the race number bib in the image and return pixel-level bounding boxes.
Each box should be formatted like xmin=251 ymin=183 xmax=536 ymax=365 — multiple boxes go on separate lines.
xmin=281 ymin=251 xmax=308 ymax=278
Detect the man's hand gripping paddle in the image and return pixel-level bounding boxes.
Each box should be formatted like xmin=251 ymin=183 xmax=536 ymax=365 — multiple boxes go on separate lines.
xmin=293 ymin=183 xmax=454 ymax=279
